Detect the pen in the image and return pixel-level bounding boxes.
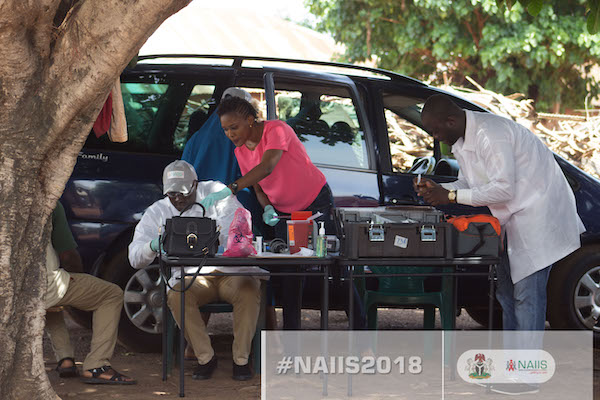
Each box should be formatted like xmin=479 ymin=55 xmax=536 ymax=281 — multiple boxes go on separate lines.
xmin=417 ymin=174 xmax=421 ymax=184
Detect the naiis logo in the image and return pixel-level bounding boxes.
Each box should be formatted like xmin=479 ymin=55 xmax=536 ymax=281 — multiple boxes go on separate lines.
xmin=506 ymin=359 xmax=549 ymax=373
xmin=458 ymin=350 xmax=556 ymax=384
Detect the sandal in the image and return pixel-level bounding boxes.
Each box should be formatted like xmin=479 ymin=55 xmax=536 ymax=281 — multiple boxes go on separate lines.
xmin=81 ymin=366 xmax=137 ymax=385
xmin=56 ymin=357 xmax=78 ymax=378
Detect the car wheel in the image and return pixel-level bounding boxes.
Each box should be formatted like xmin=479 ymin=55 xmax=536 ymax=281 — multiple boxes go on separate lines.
xmin=547 ymin=245 xmax=600 ymax=336
xmin=101 ymin=248 xmax=163 ymax=353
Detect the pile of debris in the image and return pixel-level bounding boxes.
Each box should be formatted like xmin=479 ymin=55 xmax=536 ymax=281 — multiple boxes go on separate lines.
xmin=388 ymin=76 xmax=600 ymax=179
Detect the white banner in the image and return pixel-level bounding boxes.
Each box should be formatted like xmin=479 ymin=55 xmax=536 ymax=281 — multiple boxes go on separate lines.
xmin=261 ymin=330 xmax=593 ymax=399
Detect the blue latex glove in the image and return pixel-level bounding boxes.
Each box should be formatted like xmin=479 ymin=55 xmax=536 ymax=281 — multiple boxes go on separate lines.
xmin=200 ymin=187 xmax=232 ymax=209
xmin=263 ymin=205 xmax=279 ymax=226
xmin=150 ymin=238 xmax=160 ymax=252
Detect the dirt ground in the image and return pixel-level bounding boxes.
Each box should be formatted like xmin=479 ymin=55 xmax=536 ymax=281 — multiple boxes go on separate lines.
xmin=45 ymin=309 xmax=600 ymax=399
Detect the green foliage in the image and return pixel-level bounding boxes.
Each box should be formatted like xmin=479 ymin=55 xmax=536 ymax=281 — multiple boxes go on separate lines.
xmin=505 ymin=0 xmax=600 ymax=33
xmin=307 ymin=0 xmax=600 ymax=111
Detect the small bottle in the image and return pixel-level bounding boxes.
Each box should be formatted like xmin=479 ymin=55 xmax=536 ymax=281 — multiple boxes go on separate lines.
xmin=316 ymin=221 xmax=327 ymax=257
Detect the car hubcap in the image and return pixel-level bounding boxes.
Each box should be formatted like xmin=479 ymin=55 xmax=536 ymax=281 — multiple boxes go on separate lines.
xmin=124 ymin=265 xmax=163 ymax=334
xmin=573 ymin=265 xmax=600 ymax=332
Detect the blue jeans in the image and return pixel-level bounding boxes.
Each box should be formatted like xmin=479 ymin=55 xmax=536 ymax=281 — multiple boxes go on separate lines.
xmin=495 ymin=248 xmax=551 ymax=331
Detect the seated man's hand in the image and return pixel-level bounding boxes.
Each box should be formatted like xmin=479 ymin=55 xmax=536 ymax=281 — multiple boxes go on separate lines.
xmin=200 ymin=187 xmax=232 ymax=209
xmin=150 ymin=238 xmax=160 ymax=252
xmin=263 ymin=205 xmax=279 ymax=226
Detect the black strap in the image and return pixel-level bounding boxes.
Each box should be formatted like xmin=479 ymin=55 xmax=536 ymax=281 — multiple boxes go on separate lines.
xmin=463 ymin=224 xmax=486 ymax=257
xmin=180 ymin=202 xmax=206 ymax=216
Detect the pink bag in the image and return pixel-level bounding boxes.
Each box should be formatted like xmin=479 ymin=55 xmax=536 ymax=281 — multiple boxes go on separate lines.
xmin=223 ymin=208 xmax=257 ymax=257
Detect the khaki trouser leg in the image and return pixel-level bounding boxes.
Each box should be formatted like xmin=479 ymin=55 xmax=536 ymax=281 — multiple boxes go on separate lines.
xmin=167 ymin=276 xmax=219 ymax=364
xmin=55 ymin=273 xmax=123 ymax=371
xmin=45 ymin=311 xmax=75 ymax=362
xmin=218 ymin=276 xmax=261 ymax=366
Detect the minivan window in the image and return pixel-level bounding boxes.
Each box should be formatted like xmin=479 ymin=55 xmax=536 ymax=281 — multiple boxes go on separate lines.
xmin=275 ymin=89 xmax=368 ymax=169
xmin=173 ymin=84 xmax=216 ymax=152
xmin=383 ymin=107 xmax=433 ymax=173
xmin=122 ymin=82 xmax=169 ymax=152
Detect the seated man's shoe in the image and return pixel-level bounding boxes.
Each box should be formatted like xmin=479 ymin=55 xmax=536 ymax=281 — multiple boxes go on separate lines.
xmin=192 ymin=356 xmax=217 ymax=380
xmin=490 ymin=383 xmax=540 ymax=396
xmin=56 ymin=357 xmax=79 ymax=378
xmin=232 ymin=361 xmax=253 ymax=381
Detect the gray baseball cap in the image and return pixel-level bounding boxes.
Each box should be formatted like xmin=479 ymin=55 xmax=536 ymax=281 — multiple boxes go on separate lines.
xmin=162 ymin=160 xmax=197 ymax=195
xmin=222 ymin=87 xmax=252 ymax=102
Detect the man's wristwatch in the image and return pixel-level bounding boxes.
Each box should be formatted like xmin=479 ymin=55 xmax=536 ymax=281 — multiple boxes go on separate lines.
xmin=448 ymin=189 xmax=457 ymax=203
xmin=229 ymin=182 xmax=239 ymax=195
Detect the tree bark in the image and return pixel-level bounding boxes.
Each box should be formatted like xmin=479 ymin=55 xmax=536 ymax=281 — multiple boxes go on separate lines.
xmin=0 ymin=1 xmax=190 ymax=398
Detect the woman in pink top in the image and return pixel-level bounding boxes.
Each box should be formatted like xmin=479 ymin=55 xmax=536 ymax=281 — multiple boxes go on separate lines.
xmin=201 ymin=95 xmax=334 ymax=330
xmin=200 ymin=95 xmax=334 ymax=229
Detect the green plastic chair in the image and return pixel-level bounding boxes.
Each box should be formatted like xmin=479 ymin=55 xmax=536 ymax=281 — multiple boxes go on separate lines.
xmin=363 ymin=266 xmax=455 ymax=330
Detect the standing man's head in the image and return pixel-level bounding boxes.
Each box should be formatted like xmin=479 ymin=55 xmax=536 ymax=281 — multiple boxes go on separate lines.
xmin=421 ymin=94 xmax=466 ymax=146
xmin=163 ymin=160 xmax=198 ymax=212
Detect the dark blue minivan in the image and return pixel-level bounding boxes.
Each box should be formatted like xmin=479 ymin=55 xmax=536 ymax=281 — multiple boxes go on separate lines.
xmin=63 ymin=55 xmax=600 ymax=351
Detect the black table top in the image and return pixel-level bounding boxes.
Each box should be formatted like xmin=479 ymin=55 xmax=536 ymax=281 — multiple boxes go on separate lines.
xmin=161 ymin=255 xmax=337 ymax=267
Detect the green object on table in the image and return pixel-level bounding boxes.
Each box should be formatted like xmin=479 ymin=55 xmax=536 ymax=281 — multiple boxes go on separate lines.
xmin=362 ymin=265 xmax=455 ymax=330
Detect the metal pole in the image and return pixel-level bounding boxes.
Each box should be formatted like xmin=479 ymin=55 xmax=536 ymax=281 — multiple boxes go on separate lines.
xmin=347 ymin=264 xmax=354 ymax=397
xmin=322 ymin=262 xmax=329 ymax=396
xmin=162 ymin=269 xmax=167 ymax=381
xmin=180 ymin=266 xmax=185 ymax=397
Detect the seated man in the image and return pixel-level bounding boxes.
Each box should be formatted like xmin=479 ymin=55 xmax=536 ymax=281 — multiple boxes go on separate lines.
xmin=45 ymin=202 xmax=135 ymax=384
xmin=128 ymin=160 xmax=265 ymax=381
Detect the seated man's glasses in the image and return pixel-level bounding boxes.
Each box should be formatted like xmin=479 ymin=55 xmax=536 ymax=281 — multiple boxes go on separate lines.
xmin=166 ymin=191 xmax=193 ymax=199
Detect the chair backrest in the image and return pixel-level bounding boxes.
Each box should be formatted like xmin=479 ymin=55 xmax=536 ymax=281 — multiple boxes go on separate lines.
xmin=369 ymin=266 xmax=438 ymax=294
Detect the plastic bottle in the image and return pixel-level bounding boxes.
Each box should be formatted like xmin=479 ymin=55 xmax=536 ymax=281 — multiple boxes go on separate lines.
xmin=316 ymin=221 xmax=327 ymax=257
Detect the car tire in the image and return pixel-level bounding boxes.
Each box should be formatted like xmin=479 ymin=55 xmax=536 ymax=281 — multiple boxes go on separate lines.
xmin=465 ymin=305 xmax=503 ymax=329
xmin=547 ymin=244 xmax=600 ymax=337
xmin=101 ymin=248 xmax=163 ymax=353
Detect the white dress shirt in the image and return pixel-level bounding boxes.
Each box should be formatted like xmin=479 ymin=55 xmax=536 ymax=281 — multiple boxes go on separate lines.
xmin=442 ymin=110 xmax=585 ymax=283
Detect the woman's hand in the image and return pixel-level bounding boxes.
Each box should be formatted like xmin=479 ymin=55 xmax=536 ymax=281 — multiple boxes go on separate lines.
xmin=200 ymin=187 xmax=232 ymax=209
xmin=263 ymin=205 xmax=279 ymax=226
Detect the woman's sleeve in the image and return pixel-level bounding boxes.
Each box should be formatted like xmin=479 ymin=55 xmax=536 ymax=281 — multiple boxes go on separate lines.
xmin=263 ymin=122 xmax=292 ymax=152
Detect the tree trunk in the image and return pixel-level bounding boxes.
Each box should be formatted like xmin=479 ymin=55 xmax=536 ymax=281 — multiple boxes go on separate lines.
xmin=0 ymin=1 xmax=190 ymax=398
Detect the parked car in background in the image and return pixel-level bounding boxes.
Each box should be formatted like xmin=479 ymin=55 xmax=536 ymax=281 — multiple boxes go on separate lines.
xmin=63 ymin=55 xmax=600 ymax=351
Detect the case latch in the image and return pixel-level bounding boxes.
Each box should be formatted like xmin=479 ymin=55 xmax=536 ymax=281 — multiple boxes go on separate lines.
xmin=420 ymin=225 xmax=436 ymax=242
xmin=369 ymin=224 xmax=385 ymax=242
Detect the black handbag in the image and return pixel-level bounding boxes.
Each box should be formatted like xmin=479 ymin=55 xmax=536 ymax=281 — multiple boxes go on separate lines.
xmin=162 ymin=202 xmax=219 ymax=257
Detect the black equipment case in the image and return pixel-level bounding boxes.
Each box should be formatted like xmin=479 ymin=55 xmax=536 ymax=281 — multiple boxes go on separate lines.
xmin=334 ymin=206 xmax=452 ymax=259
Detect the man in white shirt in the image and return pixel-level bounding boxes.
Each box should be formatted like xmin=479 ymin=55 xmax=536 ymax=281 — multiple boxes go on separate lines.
xmin=128 ymin=160 xmax=265 ymax=381
xmin=415 ymin=94 xmax=585 ymax=393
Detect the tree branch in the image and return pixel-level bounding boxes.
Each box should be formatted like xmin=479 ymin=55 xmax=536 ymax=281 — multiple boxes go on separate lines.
xmin=463 ymin=21 xmax=480 ymax=48
xmin=46 ymin=0 xmax=191 ymax=149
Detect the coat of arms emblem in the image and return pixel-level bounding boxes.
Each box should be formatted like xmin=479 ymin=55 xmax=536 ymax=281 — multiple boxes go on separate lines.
xmin=466 ymin=353 xmax=494 ymax=379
